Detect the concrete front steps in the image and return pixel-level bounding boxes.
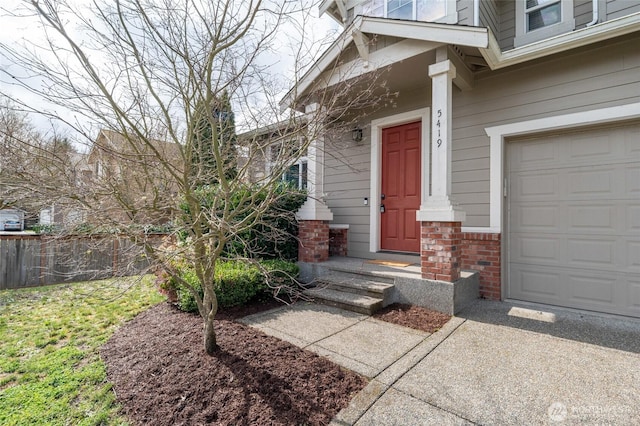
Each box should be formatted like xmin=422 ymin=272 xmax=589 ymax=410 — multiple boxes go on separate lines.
xmin=303 ymin=270 xmax=395 ymax=315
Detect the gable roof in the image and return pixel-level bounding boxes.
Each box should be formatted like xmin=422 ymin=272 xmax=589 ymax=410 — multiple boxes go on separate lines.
xmin=280 ymin=16 xmax=488 ymax=111
xmin=91 ymin=129 xmax=181 ymax=162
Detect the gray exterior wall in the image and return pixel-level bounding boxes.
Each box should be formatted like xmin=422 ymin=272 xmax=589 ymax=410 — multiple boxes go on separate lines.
xmin=480 ymin=0 xmax=640 ymax=52
xmin=479 ymin=0 xmax=500 ymax=35
xmin=322 ymin=33 xmax=640 ymax=257
xmin=498 ymin=1 xmax=516 ymax=51
xmin=457 ymin=0 xmax=473 ymax=25
xmin=452 ymin=33 xmax=640 ymax=227
xmin=606 ymin=0 xmax=640 ymax=20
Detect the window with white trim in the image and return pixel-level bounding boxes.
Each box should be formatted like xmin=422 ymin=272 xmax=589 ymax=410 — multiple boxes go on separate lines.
xmin=514 ymin=0 xmax=575 ymax=48
xmin=267 ymin=140 xmax=308 ymax=190
xmin=360 ymin=0 xmax=457 ymax=24
xmin=283 ymin=159 xmax=308 ymax=190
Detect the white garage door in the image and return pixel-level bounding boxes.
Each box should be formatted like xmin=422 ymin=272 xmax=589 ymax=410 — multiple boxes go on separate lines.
xmin=507 ymin=121 xmax=640 ymax=318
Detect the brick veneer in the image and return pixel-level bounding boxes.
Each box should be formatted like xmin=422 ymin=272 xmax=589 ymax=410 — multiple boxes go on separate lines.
xmin=460 ymin=232 xmax=501 ymax=300
xmin=420 ymin=221 xmax=461 ymax=282
xmin=329 ymin=228 xmax=348 ymax=257
xmin=298 ymin=220 xmax=329 ymax=262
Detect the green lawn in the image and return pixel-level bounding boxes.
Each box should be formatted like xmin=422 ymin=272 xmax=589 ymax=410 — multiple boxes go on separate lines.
xmin=0 ymin=277 xmax=165 ymax=426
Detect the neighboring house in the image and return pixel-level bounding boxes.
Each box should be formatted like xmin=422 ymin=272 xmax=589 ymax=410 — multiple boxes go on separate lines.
xmin=283 ymin=0 xmax=640 ymax=318
xmin=39 ymin=152 xmax=94 ymax=228
xmin=86 ymin=129 xmax=182 ymax=226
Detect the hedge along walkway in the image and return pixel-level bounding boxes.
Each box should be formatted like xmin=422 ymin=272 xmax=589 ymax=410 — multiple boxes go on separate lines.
xmin=0 ymin=277 xmax=165 ymax=426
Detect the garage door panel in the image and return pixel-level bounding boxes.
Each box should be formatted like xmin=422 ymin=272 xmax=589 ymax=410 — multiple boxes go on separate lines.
xmin=567 ymin=169 xmax=615 ymax=198
xmin=510 ymin=265 xmax=562 ymax=298
xmin=626 ymin=166 xmax=640 ymax=195
xmin=516 ymin=139 xmax=559 ymax=165
xmin=628 ymin=241 xmax=640 ymax=272
xmin=628 ymin=279 xmax=640 ymax=313
xmin=568 ymin=131 xmax=619 ymax=161
xmin=628 ymin=205 xmax=640 ymax=234
xmin=508 ymin=121 xmax=640 ymax=318
xmin=566 ymin=238 xmax=616 ymax=267
xmin=511 ymin=205 xmax=559 ymax=231
xmin=512 ymin=173 xmax=559 ymax=200
xmin=567 ymin=205 xmax=617 ymax=234
xmin=567 ymin=274 xmax=616 ymax=305
xmin=511 ymin=235 xmax=560 ymax=264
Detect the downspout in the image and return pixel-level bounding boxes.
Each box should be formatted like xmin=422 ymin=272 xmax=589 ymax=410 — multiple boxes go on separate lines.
xmin=473 ymin=0 xmax=480 ymax=26
xmin=586 ymin=0 xmax=599 ymax=26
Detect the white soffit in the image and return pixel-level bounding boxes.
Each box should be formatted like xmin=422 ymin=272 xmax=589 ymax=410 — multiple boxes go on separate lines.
xmin=481 ymin=12 xmax=640 ymax=70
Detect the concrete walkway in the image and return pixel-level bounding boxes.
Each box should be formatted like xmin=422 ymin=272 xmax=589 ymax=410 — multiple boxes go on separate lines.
xmin=241 ymin=300 xmax=640 ymax=425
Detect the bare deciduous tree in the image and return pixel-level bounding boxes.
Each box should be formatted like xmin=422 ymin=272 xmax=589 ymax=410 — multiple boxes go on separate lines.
xmin=0 ymin=0 xmax=393 ymax=354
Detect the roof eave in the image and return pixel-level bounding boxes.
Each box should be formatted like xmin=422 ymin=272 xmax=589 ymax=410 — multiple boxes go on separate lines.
xmin=480 ymin=11 xmax=640 ymax=70
xmin=279 ymin=17 xmax=489 ymax=111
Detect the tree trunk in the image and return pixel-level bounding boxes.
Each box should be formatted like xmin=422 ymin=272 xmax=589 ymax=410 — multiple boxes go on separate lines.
xmin=204 ymin=314 xmax=218 ymax=355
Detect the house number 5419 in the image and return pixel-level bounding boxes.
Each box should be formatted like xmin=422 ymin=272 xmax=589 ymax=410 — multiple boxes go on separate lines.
xmin=436 ymin=109 xmax=443 ymax=147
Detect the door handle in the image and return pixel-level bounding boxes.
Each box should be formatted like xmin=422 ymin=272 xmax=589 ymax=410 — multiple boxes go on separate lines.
xmin=381 ymin=193 xmax=385 ymax=200
xmin=380 ymin=204 xmax=385 ymax=213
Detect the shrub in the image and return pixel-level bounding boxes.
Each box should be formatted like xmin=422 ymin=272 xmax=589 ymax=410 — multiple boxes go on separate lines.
xmin=214 ymin=261 xmax=264 ymax=308
xmin=179 ymin=183 xmax=306 ymax=261
xmin=161 ymin=259 xmax=299 ymax=313
xmin=261 ymin=259 xmax=300 ymax=287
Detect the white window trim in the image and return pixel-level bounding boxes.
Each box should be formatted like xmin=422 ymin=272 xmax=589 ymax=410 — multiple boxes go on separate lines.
xmin=355 ymin=0 xmax=458 ymax=24
xmin=485 ymin=102 xmax=640 ymax=235
xmin=514 ymin=0 xmax=575 ymax=48
xmin=369 ymin=107 xmax=430 ymax=253
xmin=283 ymin=157 xmax=308 ymax=190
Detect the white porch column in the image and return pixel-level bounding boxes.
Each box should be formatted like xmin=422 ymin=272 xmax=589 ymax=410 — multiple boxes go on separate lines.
xmin=417 ymin=59 xmax=465 ymax=222
xmin=295 ymin=103 xmax=333 ymax=221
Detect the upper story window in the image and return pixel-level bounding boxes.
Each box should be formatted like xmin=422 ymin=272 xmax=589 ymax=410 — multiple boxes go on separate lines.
xmin=515 ymin=0 xmax=575 ymax=48
xmin=360 ymin=0 xmax=456 ymax=24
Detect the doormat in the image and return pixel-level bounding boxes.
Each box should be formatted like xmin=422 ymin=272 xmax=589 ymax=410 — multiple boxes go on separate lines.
xmin=365 ymin=260 xmax=413 ymax=267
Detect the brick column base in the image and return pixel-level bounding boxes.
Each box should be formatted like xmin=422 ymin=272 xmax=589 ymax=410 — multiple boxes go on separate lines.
xmin=329 ymin=228 xmax=348 ymax=257
xmin=421 ymin=221 xmax=462 ymax=282
xmin=298 ymin=220 xmax=330 ymax=263
xmin=461 ymin=232 xmax=501 ymax=300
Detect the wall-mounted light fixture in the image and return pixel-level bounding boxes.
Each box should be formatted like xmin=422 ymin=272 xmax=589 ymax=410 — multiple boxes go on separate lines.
xmin=352 ymin=127 xmax=363 ymax=142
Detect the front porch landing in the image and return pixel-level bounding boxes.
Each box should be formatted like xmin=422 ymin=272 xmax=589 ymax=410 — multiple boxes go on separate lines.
xmin=298 ymin=256 xmax=479 ymax=315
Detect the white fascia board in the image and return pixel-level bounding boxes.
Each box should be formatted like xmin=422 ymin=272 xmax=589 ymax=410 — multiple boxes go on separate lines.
xmin=317 ymin=38 xmax=443 ymax=90
xmin=359 ymin=17 xmax=489 ymax=48
xmin=481 ymin=12 xmax=640 ymax=70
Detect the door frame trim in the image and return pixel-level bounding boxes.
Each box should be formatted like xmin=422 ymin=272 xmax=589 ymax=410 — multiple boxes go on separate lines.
xmin=370 ymin=108 xmax=430 ymax=253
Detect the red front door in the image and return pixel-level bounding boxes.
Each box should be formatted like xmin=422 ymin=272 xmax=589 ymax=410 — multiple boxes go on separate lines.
xmin=381 ymin=121 xmax=421 ymax=253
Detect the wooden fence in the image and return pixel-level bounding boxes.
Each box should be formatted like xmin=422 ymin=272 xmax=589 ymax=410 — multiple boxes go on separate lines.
xmin=0 ymin=234 xmax=163 ymax=290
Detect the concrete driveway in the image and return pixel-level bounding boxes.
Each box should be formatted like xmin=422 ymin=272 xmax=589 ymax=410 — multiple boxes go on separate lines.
xmin=242 ymin=300 xmax=640 ymax=425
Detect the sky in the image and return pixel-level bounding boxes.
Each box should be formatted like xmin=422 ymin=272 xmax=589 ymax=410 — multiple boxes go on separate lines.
xmin=0 ymin=0 xmax=341 ymax=139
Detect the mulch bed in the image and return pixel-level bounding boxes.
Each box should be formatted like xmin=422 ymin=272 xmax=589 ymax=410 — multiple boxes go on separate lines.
xmin=101 ymin=302 xmax=366 ymax=425
xmin=101 ymin=299 xmax=451 ymax=425
xmin=373 ymin=303 xmax=451 ymax=333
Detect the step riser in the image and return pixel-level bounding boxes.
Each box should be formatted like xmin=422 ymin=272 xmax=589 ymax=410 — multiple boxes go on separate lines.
xmin=310 ymin=296 xmax=382 ymax=316
xmin=318 ymin=282 xmax=390 ymax=300
xmin=324 ymin=269 xmax=395 ymax=285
